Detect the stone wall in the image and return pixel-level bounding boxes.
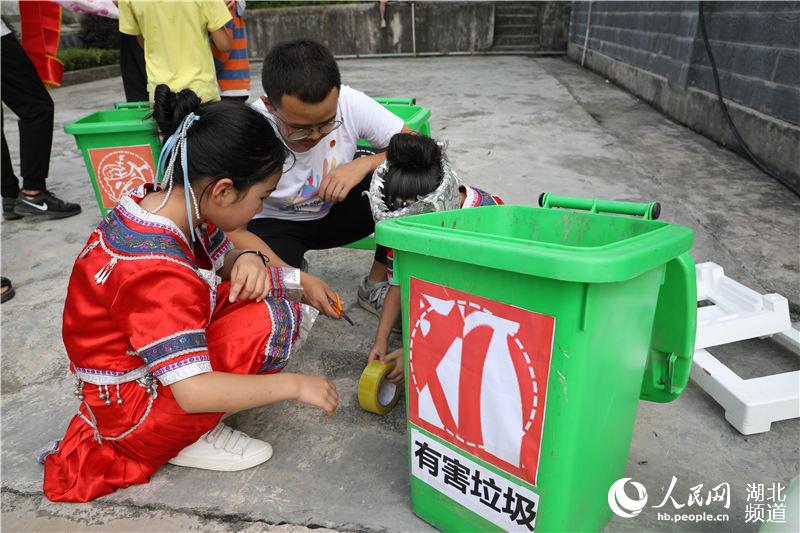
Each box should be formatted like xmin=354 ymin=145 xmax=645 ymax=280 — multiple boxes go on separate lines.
xmin=244 ymin=2 xmax=495 ymax=59
xmin=568 ymin=1 xmax=800 ymax=191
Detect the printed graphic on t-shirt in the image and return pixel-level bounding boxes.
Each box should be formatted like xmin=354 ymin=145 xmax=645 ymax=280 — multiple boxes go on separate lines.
xmin=280 ymin=156 xmax=336 ymax=213
xmin=250 ymin=85 xmax=404 ymax=221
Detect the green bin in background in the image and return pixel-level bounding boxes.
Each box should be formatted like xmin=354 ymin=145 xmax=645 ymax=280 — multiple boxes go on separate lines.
xmin=375 ymin=194 xmax=697 ymax=532
xmin=360 ymin=97 xmax=431 ymax=142
xmin=64 ymin=107 xmax=160 ymax=216
xmin=66 ymin=98 xmax=430 ymax=220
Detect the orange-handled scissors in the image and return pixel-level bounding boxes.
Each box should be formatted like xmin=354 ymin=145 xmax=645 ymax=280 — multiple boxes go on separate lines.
xmin=329 ymin=293 xmax=355 ymax=326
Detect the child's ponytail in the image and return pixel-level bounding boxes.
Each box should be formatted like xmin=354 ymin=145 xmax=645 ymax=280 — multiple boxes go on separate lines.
xmin=153 ymin=85 xmax=202 ymax=139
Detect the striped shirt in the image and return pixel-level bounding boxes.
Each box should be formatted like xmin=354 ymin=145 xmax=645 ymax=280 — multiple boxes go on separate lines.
xmin=212 ymin=1 xmax=249 ymax=98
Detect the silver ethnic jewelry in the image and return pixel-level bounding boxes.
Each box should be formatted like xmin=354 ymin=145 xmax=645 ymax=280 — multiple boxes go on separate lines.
xmin=364 ymin=142 xmax=461 ymax=222
xmin=151 ymin=113 xmax=202 ymax=239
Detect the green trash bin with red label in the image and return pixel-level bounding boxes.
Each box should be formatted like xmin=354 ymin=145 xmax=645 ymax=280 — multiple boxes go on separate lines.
xmin=64 ymin=106 xmax=160 ymax=216
xmin=374 ymin=194 xmax=696 ymax=532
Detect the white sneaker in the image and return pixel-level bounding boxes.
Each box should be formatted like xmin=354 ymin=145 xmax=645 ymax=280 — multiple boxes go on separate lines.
xmin=167 ymin=422 xmax=273 ymax=472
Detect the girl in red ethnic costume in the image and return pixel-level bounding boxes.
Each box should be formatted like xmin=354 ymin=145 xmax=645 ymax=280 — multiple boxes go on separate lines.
xmin=41 ymin=86 xmax=339 ymax=502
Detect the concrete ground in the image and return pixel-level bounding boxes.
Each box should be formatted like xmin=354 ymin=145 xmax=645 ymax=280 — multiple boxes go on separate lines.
xmin=1 ymin=56 xmax=798 ymax=532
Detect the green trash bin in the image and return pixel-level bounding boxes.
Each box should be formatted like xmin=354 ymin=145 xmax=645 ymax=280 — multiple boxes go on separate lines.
xmin=358 ymin=97 xmax=431 ymax=143
xmin=375 ymin=194 xmax=696 ymax=532
xmin=64 ymin=107 xmax=160 ymax=216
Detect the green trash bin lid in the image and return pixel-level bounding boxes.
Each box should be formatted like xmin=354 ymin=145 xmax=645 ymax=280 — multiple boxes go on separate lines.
xmin=375 ymin=205 xmax=693 ymax=283
xmin=64 ymin=108 xmax=157 ymax=136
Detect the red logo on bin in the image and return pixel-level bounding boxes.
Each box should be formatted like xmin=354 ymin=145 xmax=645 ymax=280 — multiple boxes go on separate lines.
xmin=408 ymin=278 xmax=555 ymax=485
xmin=88 ymin=145 xmax=155 ymax=208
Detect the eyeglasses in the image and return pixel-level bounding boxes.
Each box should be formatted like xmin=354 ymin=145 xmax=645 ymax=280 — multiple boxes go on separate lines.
xmin=271 ymin=105 xmax=343 ymax=142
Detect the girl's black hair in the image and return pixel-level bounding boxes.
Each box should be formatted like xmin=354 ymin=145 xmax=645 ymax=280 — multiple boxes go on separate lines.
xmin=152 ymin=84 xmax=288 ymax=192
xmin=383 ymin=133 xmax=443 ymax=211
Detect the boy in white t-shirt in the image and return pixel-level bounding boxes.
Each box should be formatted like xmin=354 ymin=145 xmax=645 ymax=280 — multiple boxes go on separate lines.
xmin=230 ymin=39 xmax=411 ymax=317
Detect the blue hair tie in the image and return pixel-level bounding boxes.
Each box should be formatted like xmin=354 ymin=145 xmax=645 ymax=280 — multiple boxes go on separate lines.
xmin=153 ymin=112 xmax=201 ymax=241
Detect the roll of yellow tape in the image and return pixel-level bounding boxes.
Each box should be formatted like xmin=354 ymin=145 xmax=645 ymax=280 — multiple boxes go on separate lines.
xmin=358 ymin=361 xmax=401 ymax=415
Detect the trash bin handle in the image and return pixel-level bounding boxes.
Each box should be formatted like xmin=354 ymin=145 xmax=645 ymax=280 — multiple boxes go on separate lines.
xmin=640 ymin=252 xmax=697 ymax=403
xmin=374 ymin=97 xmax=417 ymax=106
xmin=538 ymin=193 xmax=661 ymax=221
xmin=114 ymin=101 xmax=151 ymax=110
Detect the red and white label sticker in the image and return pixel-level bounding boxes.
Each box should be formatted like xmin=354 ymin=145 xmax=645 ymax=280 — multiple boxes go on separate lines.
xmin=88 ymin=145 xmax=155 ymax=208
xmin=408 ymin=278 xmax=555 ymax=485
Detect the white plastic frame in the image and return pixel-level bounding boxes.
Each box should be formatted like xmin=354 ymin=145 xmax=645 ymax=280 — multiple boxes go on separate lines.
xmin=690 ymin=262 xmax=799 ymax=435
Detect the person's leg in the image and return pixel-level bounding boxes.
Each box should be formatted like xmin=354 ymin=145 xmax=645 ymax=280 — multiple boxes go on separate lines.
xmin=1 ymin=138 xmax=19 ymax=199
xmin=312 ymin=173 xmax=376 ymax=249
xmin=1 ymin=113 xmax=20 ymax=200
xmin=247 ymin=216 xmax=319 ymax=268
xmin=1 ymin=34 xmax=80 ymax=218
xmin=2 ymin=46 xmax=24 ymax=221
xmin=1 ymin=112 xmax=22 ymax=220
xmin=1 ymin=34 xmax=51 ymax=193
xmin=169 ymin=285 xmax=312 ymax=471
xmin=119 ymin=32 xmax=148 ymax=102
xmin=312 ymin=166 xmax=388 ymax=276
xmin=307 ymin=169 xmax=396 ymax=314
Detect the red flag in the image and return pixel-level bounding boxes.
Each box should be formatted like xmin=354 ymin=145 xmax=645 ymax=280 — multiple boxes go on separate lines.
xmin=19 ymin=0 xmax=64 ymax=88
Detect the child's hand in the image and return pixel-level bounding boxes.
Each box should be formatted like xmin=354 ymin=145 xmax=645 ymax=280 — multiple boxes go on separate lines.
xmin=300 ymin=272 xmax=340 ymax=318
xmin=295 ymin=374 xmax=338 ymax=416
xmin=229 ymin=254 xmax=271 ymax=302
xmin=380 ymin=348 xmax=405 ymax=384
xmin=368 ymin=337 xmax=388 ymax=363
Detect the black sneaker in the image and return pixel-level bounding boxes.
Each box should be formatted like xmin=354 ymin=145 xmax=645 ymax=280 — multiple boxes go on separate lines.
xmin=3 ymin=197 xmax=22 ymax=220
xmin=14 ymin=190 xmax=81 ymax=219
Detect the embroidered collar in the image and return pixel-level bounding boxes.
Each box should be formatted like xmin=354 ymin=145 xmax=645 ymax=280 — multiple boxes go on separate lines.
xmin=96 ymin=188 xmax=230 ymax=272
xmin=98 ymin=208 xmax=194 ymax=265
xmin=119 ymin=194 xmax=192 ymax=249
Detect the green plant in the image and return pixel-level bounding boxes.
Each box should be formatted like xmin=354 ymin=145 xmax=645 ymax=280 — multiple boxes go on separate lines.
xmin=57 ymin=47 xmax=121 ymax=71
